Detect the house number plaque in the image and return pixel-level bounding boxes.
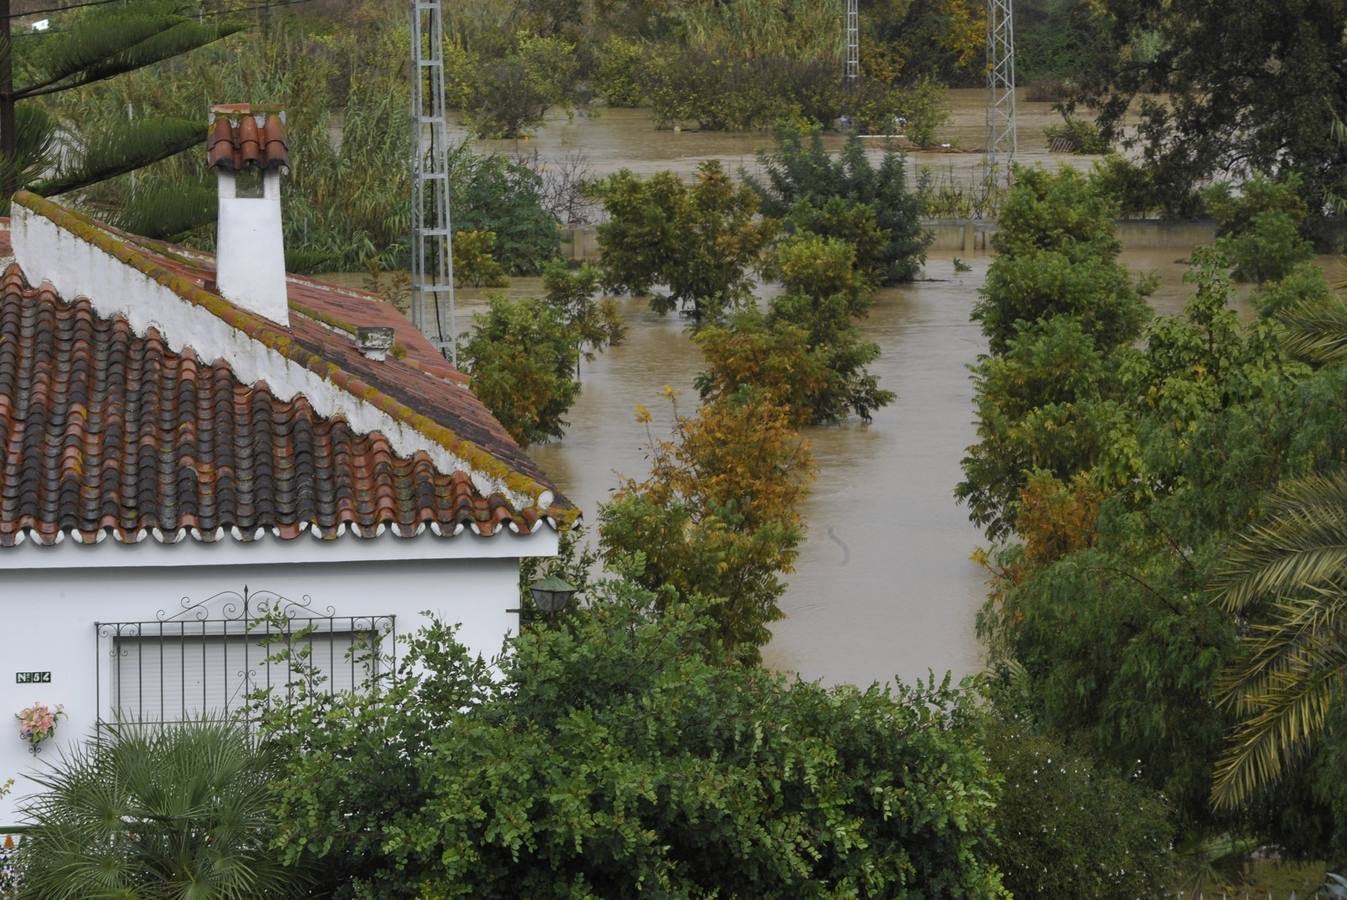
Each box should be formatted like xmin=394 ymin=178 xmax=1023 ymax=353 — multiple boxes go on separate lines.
xmin=15 ymin=672 xmax=51 ymax=684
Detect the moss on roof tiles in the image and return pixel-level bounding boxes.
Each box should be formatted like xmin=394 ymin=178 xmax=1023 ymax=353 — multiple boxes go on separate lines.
xmin=12 ymin=191 xmax=569 ymax=514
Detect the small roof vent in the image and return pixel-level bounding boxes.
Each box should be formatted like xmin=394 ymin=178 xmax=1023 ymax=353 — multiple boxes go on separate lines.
xmin=356 ymin=326 xmax=395 ymax=361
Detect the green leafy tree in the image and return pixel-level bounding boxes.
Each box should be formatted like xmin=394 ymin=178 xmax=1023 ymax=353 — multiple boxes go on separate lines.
xmin=1204 ymin=175 xmax=1315 ymax=284
xmin=973 ymin=165 xmax=1152 ymax=356
xmin=15 ymin=720 xmax=299 ymax=898
xmin=0 ymin=0 xmax=242 ymax=206
xmin=983 ymin=715 xmax=1177 ymax=898
xmin=974 ymin=253 xmax=1322 ymax=841
xmin=593 ymin=36 xmax=645 ymax=106
xmin=693 ymin=307 xmax=833 ymax=425
xmin=595 ymin=161 xmax=772 ymax=323
xmin=1068 ymin=0 xmax=1347 ymax=217
xmin=450 ymin=144 xmax=563 ymax=275
xmin=761 ymin=232 xmax=896 ymax=422
xmin=1256 ymin=260 xmax=1331 ymax=318
xmin=453 ymin=230 xmax=510 ymax=287
xmin=957 ymin=315 xmax=1130 ymax=538
xmin=542 ymin=259 xmax=624 ymax=371
xmin=460 ymin=297 xmax=580 ymax=447
xmin=600 ymin=391 xmax=814 ymax=657
xmin=262 ymin=590 xmax=1008 ymax=898
xmin=747 ymin=131 xmax=931 ymax=284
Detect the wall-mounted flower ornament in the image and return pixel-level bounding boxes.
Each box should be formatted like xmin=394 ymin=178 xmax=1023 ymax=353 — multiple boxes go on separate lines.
xmin=16 ymin=703 xmax=64 ymax=755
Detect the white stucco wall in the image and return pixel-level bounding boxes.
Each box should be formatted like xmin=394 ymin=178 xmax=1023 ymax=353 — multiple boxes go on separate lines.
xmin=0 ymin=530 xmax=556 ymax=824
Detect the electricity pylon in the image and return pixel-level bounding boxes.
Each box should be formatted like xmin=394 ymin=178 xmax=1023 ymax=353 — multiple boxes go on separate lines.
xmin=983 ymin=0 xmax=1016 ymax=190
xmin=410 ymin=0 xmax=457 ymax=363
xmin=844 ymin=0 xmax=859 ymax=91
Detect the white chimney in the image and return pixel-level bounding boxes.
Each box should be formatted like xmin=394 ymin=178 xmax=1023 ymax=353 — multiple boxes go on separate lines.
xmin=206 ymin=105 xmax=290 ymax=326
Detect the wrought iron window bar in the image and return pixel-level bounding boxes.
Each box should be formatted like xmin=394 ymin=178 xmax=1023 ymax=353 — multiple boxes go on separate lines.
xmin=94 ymin=587 xmax=395 ymax=733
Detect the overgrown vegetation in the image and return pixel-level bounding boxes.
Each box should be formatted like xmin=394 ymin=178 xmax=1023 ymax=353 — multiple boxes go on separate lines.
xmin=13 ymin=721 xmax=296 ymax=898
xmin=258 ymin=593 xmax=1007 ymax=898
xmin=960 ymin=165 xmax=1347 ymax=885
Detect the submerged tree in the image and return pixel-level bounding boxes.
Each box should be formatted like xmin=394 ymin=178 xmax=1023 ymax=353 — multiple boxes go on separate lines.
xmin=746 ymin=131 xmax=930 ymax=284
xmin=595 ymin=161 xmax=773 ymax=324
xmin=600 ymin=390 xmax=814 ymax=658
xmin=460 ymin=297 xmax=580 ymax=447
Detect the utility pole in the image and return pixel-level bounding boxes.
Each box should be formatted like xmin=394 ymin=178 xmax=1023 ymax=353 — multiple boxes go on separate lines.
xmin=983 ymin=0 xmax=1016 ymax=191
xmin=410 ymin=0 xmax=457 ymax=364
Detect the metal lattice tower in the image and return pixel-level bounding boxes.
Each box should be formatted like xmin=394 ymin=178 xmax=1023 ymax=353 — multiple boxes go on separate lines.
xmin=844 ymin=0 xmax=859 ymax=90
xmin=983 ymin=0 xmax=1016 ymax=187
xmin=410 ymin=0 xmax=457 ymax=363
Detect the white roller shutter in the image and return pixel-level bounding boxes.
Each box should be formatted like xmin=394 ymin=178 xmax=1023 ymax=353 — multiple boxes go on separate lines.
xmin=111 ymin=625 xmax=380 ymax=724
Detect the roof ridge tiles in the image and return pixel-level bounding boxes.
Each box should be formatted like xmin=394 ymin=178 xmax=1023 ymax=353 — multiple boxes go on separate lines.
xmin=0 ymin=247 xmax=569 ymax=548
xmin=9 ymin=192 xmax=571 ymax=523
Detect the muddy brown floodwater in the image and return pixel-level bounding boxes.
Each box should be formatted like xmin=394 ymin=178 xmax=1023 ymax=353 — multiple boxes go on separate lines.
xmin=456 ymin=87 xmax=1105 ymax=188
xmin=456 ymin=250 xmax=992 ymax=688
xmin=341 ymin=92 xmax=1337 ymax=687
xmin=326 ymin=246 xmax=1338 ymax=688
xmin=442 ymin=249 xmax=1339 ymax=689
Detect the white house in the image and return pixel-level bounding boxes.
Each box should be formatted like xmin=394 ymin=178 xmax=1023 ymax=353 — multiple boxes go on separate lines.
xmin=0 ymin=106 xmax=567 ymax=824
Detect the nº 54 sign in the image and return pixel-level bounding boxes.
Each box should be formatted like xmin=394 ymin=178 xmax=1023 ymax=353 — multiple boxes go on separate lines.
xmin=15 ymin=672 xmax=52 ymax=684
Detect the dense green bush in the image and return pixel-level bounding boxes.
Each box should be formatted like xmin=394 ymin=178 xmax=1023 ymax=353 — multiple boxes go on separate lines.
xmin=760 ymin=232 xmax=895 ymax=421
xmin=984 ymin=717 xmax=1177 ymax=898
xmin=262 ymin=590 xmax=1008 ymax=898
xmin=459 ymin=296 xmax=580 ymax=446
xmin=640 ymin=47 xmax=845 ymax=131
xmin=594 ymin=161 xmax=772 ymax=323
xmin=972 ymin=165 xmax=1152 ymax=356
xmin=594 ymin=36 xmax=646 ymax=107
xmin=449 ymin=145 xmax=562 ymax=276
xmin=1043 ymin=116 xmax=1109 ymax=154
xmin=898 ymin=76 xmax=950 ymax=147
xmin=1091 ymin=154 xmax=1203 ymax=220
xmin=1204 ymin=175 xmax=1315 ymax=283
xmin=748 ymin=130 xmax=931 ymax=284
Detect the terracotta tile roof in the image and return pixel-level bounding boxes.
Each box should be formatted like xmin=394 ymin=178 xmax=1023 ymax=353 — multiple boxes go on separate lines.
xmin=0 ymin=266 xmax=553 ymax=546
xmin=206 ymin=108 xmax=289 ymax=172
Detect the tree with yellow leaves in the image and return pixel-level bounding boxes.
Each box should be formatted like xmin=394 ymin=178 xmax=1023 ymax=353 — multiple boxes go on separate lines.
xmin=600 ymin=388 xmax=815 ymax=661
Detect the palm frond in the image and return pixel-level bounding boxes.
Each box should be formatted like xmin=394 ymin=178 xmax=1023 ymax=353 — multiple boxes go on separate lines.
xmin=1275 ymin=291 xmax=1347 ymax=365
xmin=1212 ymin=472 xmax=1347 ymax=613
xmin=1212 ymin=618 xmax=1346 ymax=808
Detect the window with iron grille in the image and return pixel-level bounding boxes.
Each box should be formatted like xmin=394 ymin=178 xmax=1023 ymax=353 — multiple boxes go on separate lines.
xmin=95 ymin=588 xmax=395 ymax=730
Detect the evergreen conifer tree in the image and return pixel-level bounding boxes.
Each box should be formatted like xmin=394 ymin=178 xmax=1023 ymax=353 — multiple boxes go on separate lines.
xmin=0 ymin=0 xmax=245 ymax=208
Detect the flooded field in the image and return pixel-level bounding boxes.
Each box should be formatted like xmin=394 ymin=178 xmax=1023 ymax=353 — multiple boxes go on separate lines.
xmin=420 ymin=244 xmax=1275 ymax=688
xmin=454 ymin=87 xmax=1104 ymax=190
xmin=333 ymin=92 xmax=1333 ymax=688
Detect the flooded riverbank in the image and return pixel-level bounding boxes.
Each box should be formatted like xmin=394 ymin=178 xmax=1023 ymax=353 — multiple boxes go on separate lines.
xmin=322 ymin=243 xmax=1339 ymax=688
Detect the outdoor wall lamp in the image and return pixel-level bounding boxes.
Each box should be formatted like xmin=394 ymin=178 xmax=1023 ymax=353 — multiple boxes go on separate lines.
xmin=529 ymin=575 xmax=577 ymax=614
